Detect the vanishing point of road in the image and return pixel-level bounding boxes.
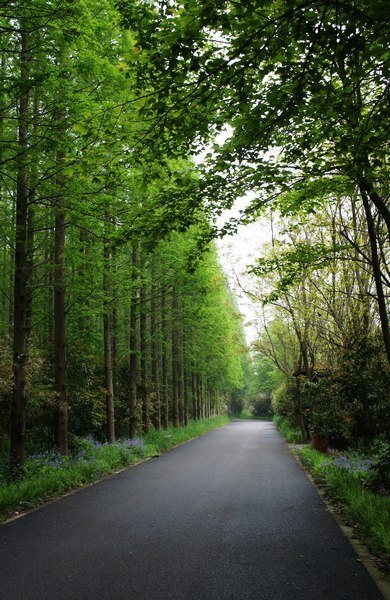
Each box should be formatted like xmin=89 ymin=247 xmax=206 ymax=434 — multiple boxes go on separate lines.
xmin=0 ymin=420 xmax=386 ymax=599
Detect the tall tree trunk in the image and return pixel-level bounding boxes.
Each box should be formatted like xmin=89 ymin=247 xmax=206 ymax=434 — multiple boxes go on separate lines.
xmin=197 ymin=375 xmax=202 ymax=421
xmin=171 ymin=288 xmax=180 ymax=428
xmin=358 ymin=155 xmax=390 ymax=240
xmin=43 ymin=215 xmax=54 ymax=347
xmin=0 ymin=52 xmax=9 ymax=338
xmin=360 ymin=189 xmax=390 ymax=365
xmin=10 ymin=27 xmax=30 ymax=471
xmin=182 ymin=334 xmax=188 ymax=426
xmin=25 ymin=98 xmax=39 ymax=338
xmin=191 ymin=371 xmax=197 ymax=420
xmin=129 ymin=245 xmax=138 ymax=439
xmin=183 ymin=366 xmax=189 ymax=426
xmin=140 ymin=261 xmax=149 ymax=434
xmin=161 ymin=284 xmax=169 ymax=429
xmin=54 ymin=151 xmax=68 ymax=453
xmin=25 ymin=201 xmax=34 ymax=337
xmin=111 ymin=244 xmax=119 ymax=394
xmin=151 ymin=279 xmax=161 ymax=430
xmin=103 ymin=225 xmax=115 ymax=443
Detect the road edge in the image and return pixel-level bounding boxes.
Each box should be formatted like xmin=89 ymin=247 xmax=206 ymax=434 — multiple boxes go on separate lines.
xmin=290 ymin=444 xmax=390 ymax=600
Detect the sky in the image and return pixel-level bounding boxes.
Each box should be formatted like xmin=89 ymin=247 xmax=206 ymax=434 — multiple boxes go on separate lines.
xmin=195 ymin=128 xmax=273 ymax=347
xmin=215 ymin=202 xmax=272 ymax=346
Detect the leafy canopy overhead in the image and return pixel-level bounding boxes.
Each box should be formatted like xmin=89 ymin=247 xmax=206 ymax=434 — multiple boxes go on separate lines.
xmin=116 ymin=0 xmax=389 ymax=228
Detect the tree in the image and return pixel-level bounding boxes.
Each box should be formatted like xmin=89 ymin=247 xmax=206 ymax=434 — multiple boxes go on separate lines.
xmin=117 ymin=0 xmax=389 ymax=360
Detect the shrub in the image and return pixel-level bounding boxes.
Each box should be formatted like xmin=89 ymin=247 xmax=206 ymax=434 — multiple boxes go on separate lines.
xmin=251 ymin=393 xmax=273 ymax=417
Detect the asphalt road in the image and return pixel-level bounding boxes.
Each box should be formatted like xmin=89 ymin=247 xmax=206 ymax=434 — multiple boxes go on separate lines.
xmin=0 ymin=420 xmax=385 ymax=600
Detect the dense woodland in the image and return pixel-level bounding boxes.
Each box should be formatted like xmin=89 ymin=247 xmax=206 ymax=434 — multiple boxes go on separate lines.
xmin=0 ymin=0 xmax=389 ymax=477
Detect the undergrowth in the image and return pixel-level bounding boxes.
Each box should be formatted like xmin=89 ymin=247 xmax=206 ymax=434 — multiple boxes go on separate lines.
xmin=273 ymin=415 xmax=304 ymax=443
xmin=298 ymin=446 xmax=390 ymax=562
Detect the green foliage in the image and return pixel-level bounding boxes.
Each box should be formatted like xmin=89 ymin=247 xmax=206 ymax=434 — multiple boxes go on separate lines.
xmin=67 ymin=343 xmax=107 ymax=438
xmin=272 ymin=380 xmax=303 ymax=426
xmin=303 ymin=336 xmax=390 ymax=446
xmin=116 ymin=0 xmax=389 ymax=229
xmin=366 ymin=440 xmax=390 ymax=489
xmin=301 ymin=379 xmax=344 ymax=440
xmin=273 ymin=415 xmax=304 ymax=444
xmin=250 ymin=395 xmax=273 ymax=418
xmin=299 ymin=447 xmax=390 ymax=560
xmin=0 ymin=340 xmax=12 ymax=454
xmin=249 ymin=240 xmax=344 ymax=303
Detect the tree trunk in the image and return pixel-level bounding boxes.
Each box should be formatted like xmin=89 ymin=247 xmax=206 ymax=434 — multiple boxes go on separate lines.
xmin=183 ymin=365 xmax=189 ymax=426
xmin=172 ymin=288 xmax=180 ymax=428
xmin=53 ymin=152 xmax=68 ymax=453
xmin=140 ymin=263 xmax=149 ymax=434
xmin=103 ymin=228 xmax=115 ymax=443
xmin=25 ymin=98 xmax=39 ymax=338
xmin=129 ymin=245 xmax=138 ymax=439
xmin=360 ymin=188 xmax=390 ymax=365
xmin=191 ymin=371 xmax=197 ymax=420
xmin=10 ymin=27 xmax=30 ymax=471
xmin=161 ymin=284 xmax=169 ymax=429
xmin=197 ymin=375 xmax=202 ymax=420
xmin=111 ymin=245 xmax=119 ymax=394
xmin=151 ymin=279 xmax=161 ymax=430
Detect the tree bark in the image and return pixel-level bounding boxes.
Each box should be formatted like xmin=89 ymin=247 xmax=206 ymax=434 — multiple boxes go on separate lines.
xmin=191 ymin=371 xmax=197 ymax=420
xmin=53 ymin=151 xmax=68 ymax=453
xmin=360 ymin=188 xmax=390 ymax=365
xmin=151 ymin=279 xmax=161 ymax=430
xmin=161 ymin=284 xmax=169 ymax=429
xmin=172 ymin=288 xmax=180 ymax=428
xmin=103 ymin=227 xmax=115 ymax=443
xmin=183 ymin=365 xmax=189 ymax=426
xmin=129 ymin=245 xmax=138 ymax=439
xmin=10 ymin=27 xmax=30 ymax=471
xmin=140 ymin=261 xmax=149 ymax=434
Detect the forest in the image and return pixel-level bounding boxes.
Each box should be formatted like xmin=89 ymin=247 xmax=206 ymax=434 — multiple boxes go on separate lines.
xmin=0 ymin=0 xmax=389 ymax=495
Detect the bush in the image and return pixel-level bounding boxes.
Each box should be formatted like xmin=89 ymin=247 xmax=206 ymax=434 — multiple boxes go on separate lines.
xmin=272 ymin=380 xmax=298 ymax=421
xmin=366 ymin=439 xmax=390 ymax=490
xmin=251 ymin=393 xmax=273 ymax=417
xmin=274 ymin=415 xmax=304 ymax=443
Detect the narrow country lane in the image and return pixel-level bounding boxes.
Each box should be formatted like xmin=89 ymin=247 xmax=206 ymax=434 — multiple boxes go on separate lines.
xmin=0 ymin=421 xmax=384 ymax=600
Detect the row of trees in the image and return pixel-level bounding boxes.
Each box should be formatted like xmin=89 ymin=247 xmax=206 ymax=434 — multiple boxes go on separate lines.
xmin=1 ymin=0 xmax=388 ymax=469
xmin=0 ymin=0 xmax=250 ymax=471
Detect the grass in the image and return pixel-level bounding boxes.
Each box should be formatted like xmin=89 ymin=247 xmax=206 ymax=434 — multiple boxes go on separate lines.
xmin=298 ymin=446 xmax=390 ymax=562
xmin=0 ymin=415 xmax=231 ymax=523
xmin=273 ymin=415 xmax=305 ymax=443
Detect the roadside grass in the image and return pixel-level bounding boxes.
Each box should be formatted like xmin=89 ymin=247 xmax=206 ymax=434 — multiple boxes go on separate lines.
xmin=298 ymin=446 xmax=390 ymax=562
xmin=0 ymin=415 xmax=230 ymax=523
xmin=273 ymin=415 xmax=305 ymax=443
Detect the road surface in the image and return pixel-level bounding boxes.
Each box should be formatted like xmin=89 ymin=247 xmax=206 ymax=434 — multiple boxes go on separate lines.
xmin=0 ymin=420 xmax=385 ymax=599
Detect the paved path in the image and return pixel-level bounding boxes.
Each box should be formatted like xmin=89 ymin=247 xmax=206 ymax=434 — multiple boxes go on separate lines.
xmin=0 ymin=421 xmax=384 ymax=599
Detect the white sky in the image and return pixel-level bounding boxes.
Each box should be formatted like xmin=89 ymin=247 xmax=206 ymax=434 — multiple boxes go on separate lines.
xmin=195 ymin=128 xmax=273 ymax=346
xmin=215 ymin=200 xmax=272 ymax=346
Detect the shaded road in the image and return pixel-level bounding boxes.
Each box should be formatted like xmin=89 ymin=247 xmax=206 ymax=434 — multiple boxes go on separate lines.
xmin=0 ymin=421 xmax=384 ymax=599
